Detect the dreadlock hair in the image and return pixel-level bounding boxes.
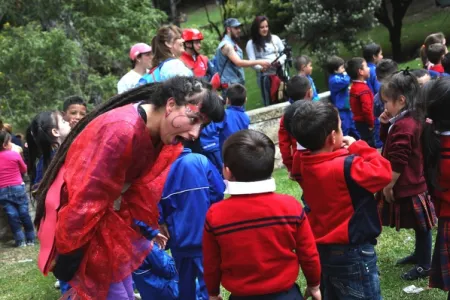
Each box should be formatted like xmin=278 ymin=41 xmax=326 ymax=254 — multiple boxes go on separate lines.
xmin=34 ymin=76 xmax=224 ymax=228
xmin=418 ymin=77 xmax=450 ymax=194
xmin=26 ymin=111 xmax=63 ymax=187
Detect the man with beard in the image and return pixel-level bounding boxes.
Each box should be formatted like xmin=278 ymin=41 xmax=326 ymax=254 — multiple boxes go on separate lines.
xmin=215 ymin=18 xmax=271 ymax=97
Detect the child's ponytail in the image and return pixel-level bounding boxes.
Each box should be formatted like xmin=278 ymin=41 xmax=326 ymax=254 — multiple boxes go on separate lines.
xmin=422 ymin=120 xmax=441 ymax=194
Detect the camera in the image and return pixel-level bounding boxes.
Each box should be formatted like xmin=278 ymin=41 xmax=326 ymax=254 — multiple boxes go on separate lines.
xmin=281 ymin=39 xmax=293 ymax=68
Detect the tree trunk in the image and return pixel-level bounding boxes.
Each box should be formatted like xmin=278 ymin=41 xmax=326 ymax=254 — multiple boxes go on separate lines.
xmin=389 ymin=23 xmax=403 ymax=61
xmin=170 ymin=0 xmax=179 ymax=26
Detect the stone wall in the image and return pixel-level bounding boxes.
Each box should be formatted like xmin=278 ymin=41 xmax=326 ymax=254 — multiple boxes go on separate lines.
xmin=248 ymin=91 xmax=331 ymax=169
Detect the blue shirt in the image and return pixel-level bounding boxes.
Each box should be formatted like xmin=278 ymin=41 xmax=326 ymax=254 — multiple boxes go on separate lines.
xmin=308 ymin=75 xmax=320 ymax=101
xmin=220 ymin=106 xmax=250 ymax=152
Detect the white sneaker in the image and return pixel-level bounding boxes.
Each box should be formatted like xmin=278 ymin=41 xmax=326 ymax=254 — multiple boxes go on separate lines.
xmin=134 ymin=292 xmax=141 ymax=300
xmin=54 ymin=280 xmax=60 ymax=289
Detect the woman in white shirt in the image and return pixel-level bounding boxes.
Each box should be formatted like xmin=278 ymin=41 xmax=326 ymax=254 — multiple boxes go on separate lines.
xmin=246 ymin=16 xmax=285 ymax=106
xmin=117 ymin=43 xmax=153 ymax=94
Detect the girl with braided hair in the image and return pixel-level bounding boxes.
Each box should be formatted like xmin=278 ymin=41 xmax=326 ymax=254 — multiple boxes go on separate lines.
xmin=35 ymin=76 xmax=224 ymax=300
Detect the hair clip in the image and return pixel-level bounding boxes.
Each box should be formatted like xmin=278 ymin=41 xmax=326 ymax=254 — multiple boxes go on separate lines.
xmin=426 ymin=118 xmax=433 ymax=124
xmin=402 ymin=67 xmax=410 ymax=76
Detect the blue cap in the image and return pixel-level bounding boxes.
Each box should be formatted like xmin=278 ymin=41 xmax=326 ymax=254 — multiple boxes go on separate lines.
xmin=224 ymin=18 xmax=242 ymax=28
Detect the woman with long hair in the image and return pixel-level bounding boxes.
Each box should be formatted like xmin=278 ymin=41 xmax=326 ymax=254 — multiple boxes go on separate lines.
xmin=138 ymin=26 xmax=193 ymax=85
xmin=246 ymin=16 xmax=285 ymax=106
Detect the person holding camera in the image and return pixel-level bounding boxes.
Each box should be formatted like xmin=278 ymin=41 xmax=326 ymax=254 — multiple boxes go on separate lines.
xmin=246 ymin=16 xmax=286 ymax=107
xmin=215 ymin=18 xmax=271 ymax=99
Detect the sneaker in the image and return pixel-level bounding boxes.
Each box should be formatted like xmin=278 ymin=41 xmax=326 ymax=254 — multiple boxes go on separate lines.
xmin=396 ymin=254 xmax=417 ymax=266
xmin=16 ymin=241 xmax=26 ymax=248
xmin=26 ymin=241 xmax=35 ymax=246
xmin=54 ymin=280 xmax=60 ymax=289
xmin=401 ymin=265 xmax=430 ymax=280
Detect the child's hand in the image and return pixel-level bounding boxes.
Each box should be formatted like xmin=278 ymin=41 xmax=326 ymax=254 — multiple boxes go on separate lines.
xmin=383 ymin=186 xmax=395 ymax=203
xmin=159 ymin=224 xmax=170 ymax=240
xmin=288 ymin=172 xmax=296 ymax=181
xmin=379 ymin=109 xmax=392 ymax=124
xmin=209 ymin=296 xmax=223 ymax=300
xmin=341 ymin=136 xmax=356 ymax=149
xmin=304 ymin=285 xmax=321 ymax=300
xmin=153 ymin=233 xmax=168 ymax=249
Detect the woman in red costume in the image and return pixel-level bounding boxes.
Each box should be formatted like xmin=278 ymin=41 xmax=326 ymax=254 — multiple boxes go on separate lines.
xmin=34 ymin=76 xmax=224 ymax=300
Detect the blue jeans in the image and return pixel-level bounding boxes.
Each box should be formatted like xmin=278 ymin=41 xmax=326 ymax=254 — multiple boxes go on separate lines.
xmin=258 ymin=73 xmax=272 ymax=107
xmin=0 ymin=184 xmax=35 ymax=245
xmin=318 ymin=244 xmax=382 ymax=300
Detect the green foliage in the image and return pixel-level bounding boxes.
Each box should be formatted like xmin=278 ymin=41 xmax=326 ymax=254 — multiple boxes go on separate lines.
xmin=288 ymin=0 xmax=381 ymax=65
xmin=0 ymin=23 xmax=84 ymax=129
xmin=0 ymin=0 xmax=167 ymax=130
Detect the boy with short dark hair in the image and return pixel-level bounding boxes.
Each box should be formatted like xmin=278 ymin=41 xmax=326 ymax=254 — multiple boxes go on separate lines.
xmin=410 ymin=69 xmax=432 ymax=86
xmin=62 ymin=95 xmax=87 ymax=128
xmin=327 ymin=55 xmax=359 ymax=139
xmin=442 ymin=52 xmax=450 ymax=75
xmin=346 ymin=57 xmax=375 ymax=147
xmin=295 ymin=55 xmax=319 ymax=101
xmin=203 ymin=129 xmax=321 ymax=300
xmin=278 ymin=75 xmax=312 ymax=176
xmin=290 ymin=100 xmax=392 ymax=299
xmin=219 ymin=83 xmax=250 ymax=152
xmin=427 ymin=43 xmax=447 ymax=74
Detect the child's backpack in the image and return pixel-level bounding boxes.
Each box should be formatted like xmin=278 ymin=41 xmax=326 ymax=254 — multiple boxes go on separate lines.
xmin=137 ymin=58 xmax=174 ymax=86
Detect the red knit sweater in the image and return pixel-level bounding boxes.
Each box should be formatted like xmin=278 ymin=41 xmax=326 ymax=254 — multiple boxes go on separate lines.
xmin=350 ymin=81 xmax=374 ymax=128
xmin=380 ymin=113 xmax=427 ymax=198
xmin=278 ymin=116 xmax=298 ymax=172
xmin=203 ymin=192 xmax=320 ymax=296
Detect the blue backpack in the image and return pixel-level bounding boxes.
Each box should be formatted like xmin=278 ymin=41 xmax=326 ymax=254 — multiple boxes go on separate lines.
xmin=136 ymin=58 xmax=174 ymax=86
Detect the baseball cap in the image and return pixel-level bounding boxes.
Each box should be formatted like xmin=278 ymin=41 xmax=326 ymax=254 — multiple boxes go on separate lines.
xmin=224 ymin=18 xmax=242 ymax=28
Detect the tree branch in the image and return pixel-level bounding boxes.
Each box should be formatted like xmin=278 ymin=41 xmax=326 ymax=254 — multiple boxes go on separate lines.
xmin=203 ymin=0 xmax=222 ymax=39
xmin=374 ymin=0 xmax=393 ymax=30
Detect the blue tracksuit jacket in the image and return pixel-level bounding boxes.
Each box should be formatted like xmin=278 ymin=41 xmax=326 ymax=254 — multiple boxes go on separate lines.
xmin=308 ymin=75 xmax=320 ymax=101
xmin=219 ymin=106 xmax=250 ymax=152
xmin=159 ymin=148 xmax=225 ymax=257
xmin=367 ymin=62 xmax=380 ymax=95
xmin=329 ymin=73 xmax=351 ymax=110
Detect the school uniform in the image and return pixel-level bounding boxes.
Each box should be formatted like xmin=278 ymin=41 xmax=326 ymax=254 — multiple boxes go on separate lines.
xmin=203 ymin=179 xmax=321 ymax=299
xmin=298 ymin=140 xmax=392 ymax=299
xmin=367 ymin=62 xmax=383 ymax=148
xmin=328 ymin=73 xmax=360 ymax=139
xmin=159 ymin=148 xmax=225 ymax=300
xmin=219 ymin=106 xmax=250 ymax=153
xmin=350 ymin=81 xmax=375 ymax=147
xmin=200 ymin=122 xmax=224 ymax=174
xmin=278 ymin=115 xmax=300 ymax=173
xmin=378 ymin=112 xmax=436 ymax=271
xmin=430 ymin=133 xmax=450 ymax=291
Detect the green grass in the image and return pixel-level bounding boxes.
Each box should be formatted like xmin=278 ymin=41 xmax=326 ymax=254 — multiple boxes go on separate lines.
xmin=182 ymin=4 xmax=450 ymax=111
xmin=0 ymin=168 xmax=446 ymax=299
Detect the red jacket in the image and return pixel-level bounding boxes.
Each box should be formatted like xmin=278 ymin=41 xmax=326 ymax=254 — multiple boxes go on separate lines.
xmin=434 ymin=135 xmax=450 ymax=217
xmin=350 ymin=81 xmax=374 ymax=128
xmin=298 ymin=141 xmax=392 ymax=245
xmin=180 ymin=52 xmax=209 ymax=77
xmin=278 ymin=116 xmax=300 ymax=172
xmin=203 ymin=190 xmax=320 ymax=296
xmin=380 ymin=113 xmax=427 ymax=198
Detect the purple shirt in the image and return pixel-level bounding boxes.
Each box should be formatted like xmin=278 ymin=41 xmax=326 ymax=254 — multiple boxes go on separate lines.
xmin=0 ymin=150 xmax=27 ymax=188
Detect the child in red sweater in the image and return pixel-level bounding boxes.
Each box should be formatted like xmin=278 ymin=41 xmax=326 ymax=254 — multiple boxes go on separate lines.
xmin=278 ymin=75 xmax=312 ymax=177
xmin=203 ymin=129 xmax=321 ymax=300
xmin=289 ymin=100 xmax=392 ymax=299
xmin=427 ymin=43 xmax=447 ymax=74
xmin=378 ymin=70 xmax=436 ymax=280
xmin=421 ymin=77 xmax=450 ymax=299
xmin=346 ymin=57 xmax=375 ymax=147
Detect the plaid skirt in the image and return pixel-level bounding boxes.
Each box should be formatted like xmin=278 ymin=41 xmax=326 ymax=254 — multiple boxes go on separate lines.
xmin=377 ymin=191 xmax=437 ymax=231
xmin=430 ymin=218 xmax=450 ymax=291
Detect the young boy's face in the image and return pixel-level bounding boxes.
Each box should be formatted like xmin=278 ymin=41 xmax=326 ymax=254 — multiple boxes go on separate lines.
xmin=64 ymin=104 xmax=87 ymax=128
xmin=336 ymin=65 xmax=345 ymax=74
xmin=360 ymin=61 xmax=370 ymax=80
xmin=302 ymin=62 xmax=313 ymax=76
xmin=373 ymin=50 xmax=383 ymax=63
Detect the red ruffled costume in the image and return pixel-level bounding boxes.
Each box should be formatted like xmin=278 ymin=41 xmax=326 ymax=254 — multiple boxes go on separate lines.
xmin=54 ymin=104 xmax=182 ymax=299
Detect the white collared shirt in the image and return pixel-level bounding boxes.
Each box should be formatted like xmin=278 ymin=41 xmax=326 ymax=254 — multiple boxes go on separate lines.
xmin=388 ymin=110 xmax=409 ymax=133
xmin=224 ymin=178 xmax=276 ymax=195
